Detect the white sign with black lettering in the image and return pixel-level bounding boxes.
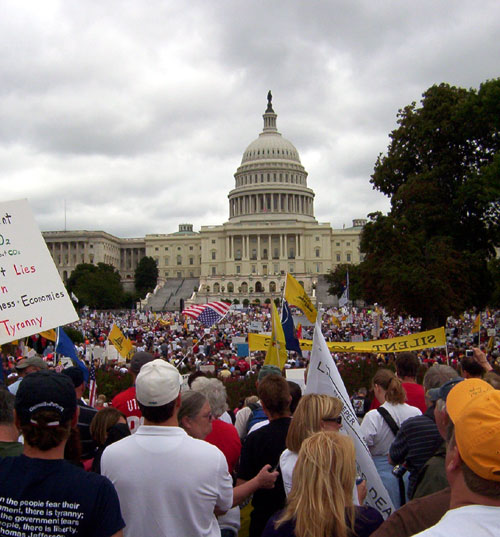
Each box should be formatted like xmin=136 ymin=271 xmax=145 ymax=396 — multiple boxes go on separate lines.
xmin=305 ymin=317 xmax=395 ymax=519
xmin=0 ymin=199 xmax=78 ymax=344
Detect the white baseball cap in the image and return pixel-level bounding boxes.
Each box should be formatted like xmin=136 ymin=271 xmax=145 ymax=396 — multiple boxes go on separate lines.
xmin=136 ymin=359 xmax=182 ymax=407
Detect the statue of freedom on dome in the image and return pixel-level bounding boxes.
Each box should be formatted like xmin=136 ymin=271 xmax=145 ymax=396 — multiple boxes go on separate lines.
xmin=266 ymin=90 xmax=274 ymax=112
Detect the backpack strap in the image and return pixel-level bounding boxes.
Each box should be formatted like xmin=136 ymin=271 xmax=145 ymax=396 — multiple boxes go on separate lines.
xmin=377 ymin=407 xmax=400 ymax=436
xmin=377 ymin=407 xmax=407 ymax=507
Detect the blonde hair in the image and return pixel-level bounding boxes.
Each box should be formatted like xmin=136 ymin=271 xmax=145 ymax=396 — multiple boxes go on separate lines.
xmin=286 ymin=394 xmax=343 ymax=453
xmin=276 ymin=431 xmax=356 ymax=537
xmin=373 ymin=369 xmax=406 ymax=404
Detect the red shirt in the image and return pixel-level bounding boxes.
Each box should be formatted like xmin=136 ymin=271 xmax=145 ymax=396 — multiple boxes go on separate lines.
xmin=111 ymin=386 xmax=142 ymax=433
xmin=205 ymin=419 xmax=241 ymax=474
xmin=401 ymin=382 xmax=426 ymax=413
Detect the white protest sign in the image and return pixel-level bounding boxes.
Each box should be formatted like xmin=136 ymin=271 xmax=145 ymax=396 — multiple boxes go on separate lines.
xmin=284 ymin=367 xmax=306 ymax=393
xmin=0 ymin=200 xmax=78 ymax=345
xmin=305 ymin=317 xmax=395 ymax=519
xmin=249 ymin=321 xmax=263 ymax=332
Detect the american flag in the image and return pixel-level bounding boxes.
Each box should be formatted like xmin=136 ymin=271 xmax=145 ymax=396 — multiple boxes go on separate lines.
xmin=182 ymin=301 xmax=231 ymax=326
xmin=88 ymin=356 xmax=97 ymax=408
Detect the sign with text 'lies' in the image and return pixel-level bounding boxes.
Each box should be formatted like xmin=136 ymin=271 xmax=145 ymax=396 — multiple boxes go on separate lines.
xmin=0 ymin=199 xmax=78 ymax=344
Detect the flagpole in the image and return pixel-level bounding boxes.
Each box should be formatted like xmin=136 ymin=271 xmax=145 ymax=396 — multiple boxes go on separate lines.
xmin=478 ymin=316 xmax=481 ymax=348
xmin=280 ymin=276 xmax=288 ymax=360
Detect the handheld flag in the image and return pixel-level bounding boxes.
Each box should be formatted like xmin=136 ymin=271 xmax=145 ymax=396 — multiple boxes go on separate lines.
xmin=264 ymin=302 xmax=288 ymax=369
xmin=471 ymin=314 xmax=481 ymax=334
xmin=108 ymin=324 xmax=134 ymax=360
xmin=88 ymin=356 xmax=97 ymax=407
xmin=306 ymin=316 xmax=394 ymax=518
xmin=40 ymin=329 xmax=57 ymax=342
xmin=56 ymin=327 xmax=89 ymax=383
xmin=284 ymin=273 xmax=317 ymax=323
xmin=281 ymin=300 xmax=302 ymax=356
xmin=338 ymin=270 xmax=349 ymax=307
xmin=183 ymin=301 xmax=231 ymax=327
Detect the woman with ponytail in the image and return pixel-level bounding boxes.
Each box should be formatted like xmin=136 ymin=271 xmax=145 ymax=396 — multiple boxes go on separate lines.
xmin=360 ymin=369 xmax=421 ymax=508
xmin=262 ymin=431 xmax=383 ymax=537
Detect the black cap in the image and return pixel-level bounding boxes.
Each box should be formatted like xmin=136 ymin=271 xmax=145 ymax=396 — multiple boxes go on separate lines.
xmin=427 ymin=377 xmax=464 ymax=402
xmin=130 ymin=351 xmax=155 ymax=374
xmin=61 ymin=366 xmax=85 ymax=388
xmin=15 ymin=371 xmax=77 ymax=426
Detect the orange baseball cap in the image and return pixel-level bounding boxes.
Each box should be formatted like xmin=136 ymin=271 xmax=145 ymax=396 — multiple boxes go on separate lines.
xmin=447 ymin=378 xmax=500 ymax=481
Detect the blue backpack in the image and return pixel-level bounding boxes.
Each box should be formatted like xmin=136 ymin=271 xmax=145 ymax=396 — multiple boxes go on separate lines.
xmin=246 ymin=402 xmax=267 ymax=434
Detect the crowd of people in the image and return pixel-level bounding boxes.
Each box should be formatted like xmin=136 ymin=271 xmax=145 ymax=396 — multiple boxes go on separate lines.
xmin=0 ymin=305 xmax=499 ymax=536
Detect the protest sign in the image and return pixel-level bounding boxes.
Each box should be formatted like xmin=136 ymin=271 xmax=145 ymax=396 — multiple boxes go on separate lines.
xmin=0 ymin=199 xmax=78 ymax=345
xmin=306 ymin=317 xmax=394 ymax=519
xmin=284 ymin=367 xmax=306 ymax=392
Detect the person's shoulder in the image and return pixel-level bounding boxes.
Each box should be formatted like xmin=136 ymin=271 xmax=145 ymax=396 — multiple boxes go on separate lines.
xmin=403 ymin=403 xmax=422 ymax=416
xmin=213 ymin=419 xmax=239 ymax=437
xmin=399 ymin=412 xmax=428 ymax=429
xmin=111 ymin=386 xmax=135 ymax=405
xmin=354 ymin=505 xmax=384 ymax=535
xmin=78 ymin=401 xmax=98 ymax=417
xmin=101 ymin=432 xmax=135 ymax=460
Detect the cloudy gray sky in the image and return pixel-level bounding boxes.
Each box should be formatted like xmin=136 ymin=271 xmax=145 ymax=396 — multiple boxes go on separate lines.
xmin=1 ymin=0 xmax=499 ymax=238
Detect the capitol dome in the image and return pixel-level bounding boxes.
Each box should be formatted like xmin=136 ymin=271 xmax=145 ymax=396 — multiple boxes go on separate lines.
xmin=228 ymin=92 xmax=315 ymax=223
xmin=241 ymin=130 xmax=301 ymax=164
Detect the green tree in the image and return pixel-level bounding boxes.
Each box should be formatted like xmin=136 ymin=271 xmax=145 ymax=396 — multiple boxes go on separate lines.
xmin=67 ymin=263 xmax=125 ymax=309
xmin=489 ymin=258 xmax=500 ymax=308
xmin=359 ymin=80 xmax=500 ymax=328
xmin=324 ymin=264 xmax=361 ymax=302
xmin=134 ymin=256 xmax=159 ymax=298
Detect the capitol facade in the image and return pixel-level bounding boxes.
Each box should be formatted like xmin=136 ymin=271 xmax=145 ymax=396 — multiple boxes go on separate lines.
xmin=43 ymin=94 xmax=365 ymax=307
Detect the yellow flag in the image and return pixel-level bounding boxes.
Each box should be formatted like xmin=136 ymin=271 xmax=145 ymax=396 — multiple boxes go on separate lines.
xmin=108 ymin=324 xmax=134 ymax=359
xmin=40 ymin=330 xmax=57 ymax=342
xmin=471 ymin=314 xmax=481 ymax=334
xmin=331 ymin=316 xmax=341 ymax=328
xmin=487 ymin=336 xmax=494 ymax=353
xmin=284 ymin=273 xmax=317 ymax=323
xmin=264 ymin=303 xmax=288 ymax=369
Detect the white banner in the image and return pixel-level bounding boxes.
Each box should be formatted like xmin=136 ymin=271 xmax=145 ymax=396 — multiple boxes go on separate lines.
xmin=305 ymin=317 xmax=395 ymax=519
xmin=0 ymin=199 xmax=78 ymax=344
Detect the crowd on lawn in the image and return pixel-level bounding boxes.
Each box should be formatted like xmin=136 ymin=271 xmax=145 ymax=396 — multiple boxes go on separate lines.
xmin=0 ymin=305 xmax=499 ymax=537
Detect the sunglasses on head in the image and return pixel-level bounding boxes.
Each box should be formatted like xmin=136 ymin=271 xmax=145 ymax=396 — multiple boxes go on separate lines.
xmin=322 ymin=415 xmax=342 ymax=424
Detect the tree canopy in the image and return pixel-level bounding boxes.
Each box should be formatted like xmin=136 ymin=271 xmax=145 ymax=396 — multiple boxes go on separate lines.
xmin=359 ymin=80 xmax=500 ymax=328
xmin=67 ymin=263 xmax=125 ymax=309
xmin=134 ymin=256 xmax=159 ymax=298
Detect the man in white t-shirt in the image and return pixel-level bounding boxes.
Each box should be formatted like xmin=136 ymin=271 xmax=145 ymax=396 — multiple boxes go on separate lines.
xmin=102 ymin=359 xmax=234 ymax=537
xmin=414 ymin=378 xmax=500 ymax=537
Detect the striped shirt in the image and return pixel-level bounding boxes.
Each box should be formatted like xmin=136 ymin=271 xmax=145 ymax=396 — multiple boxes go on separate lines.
xmin=389 ymin=406 xmax=443 ymax=498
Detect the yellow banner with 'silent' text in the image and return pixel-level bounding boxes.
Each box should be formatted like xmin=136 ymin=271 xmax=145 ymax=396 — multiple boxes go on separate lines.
xmin=248 ymin=327 xmax=446 ymax=354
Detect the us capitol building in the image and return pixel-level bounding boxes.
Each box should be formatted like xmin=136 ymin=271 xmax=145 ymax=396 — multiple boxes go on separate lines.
xmin=43 ymin=94 xmax=365 ymax=308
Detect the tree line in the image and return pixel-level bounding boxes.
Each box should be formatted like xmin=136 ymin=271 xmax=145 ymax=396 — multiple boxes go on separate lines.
xmin=326 ymin=79 xmax=500 ymax=328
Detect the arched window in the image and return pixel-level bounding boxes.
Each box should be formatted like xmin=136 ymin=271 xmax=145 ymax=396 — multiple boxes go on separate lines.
xmin=269 ymin=281 xmax=276 ymax=292
xmin=255 ymin=281 xmax=263 ymax=292
xmin=241 ymin=282 xmax=248 ymax=293
xmin=214 ymin=283 xmax=220 ymax=293
xmin=227 ymin=282 xmax=234 ymax=293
